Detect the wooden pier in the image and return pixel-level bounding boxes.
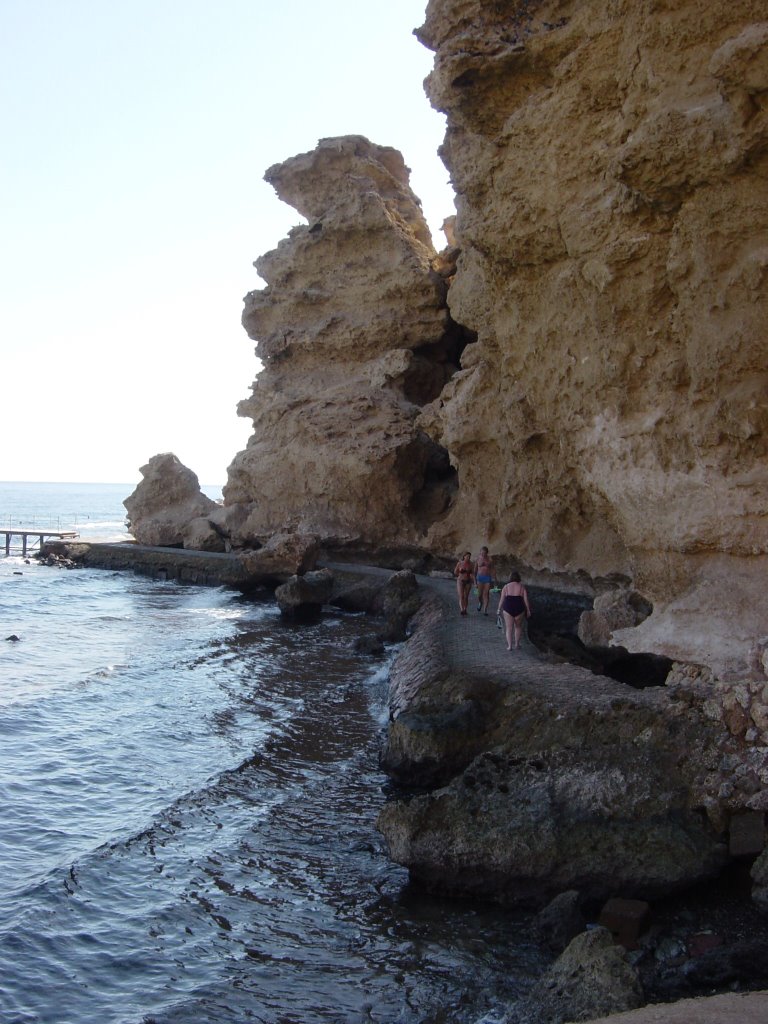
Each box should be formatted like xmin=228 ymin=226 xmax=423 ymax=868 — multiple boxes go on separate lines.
xmin=3 ymin=529 xmax=78 ymax=556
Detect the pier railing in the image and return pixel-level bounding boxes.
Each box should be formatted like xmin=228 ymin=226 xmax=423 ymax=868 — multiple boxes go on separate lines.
xmin=2 ymin=528 xmax=80 ymax=556
xmin=1 ymin=513 xmax=81 ymax=531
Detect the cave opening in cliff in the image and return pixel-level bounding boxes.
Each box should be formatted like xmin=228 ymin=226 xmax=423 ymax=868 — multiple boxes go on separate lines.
xmin=525 ymin=585 xmax=674 ymax=689
xmin=403 ymin=320 xmax=477 ymax=407
xmin=407 ymin=434 xmax=458 ymax=533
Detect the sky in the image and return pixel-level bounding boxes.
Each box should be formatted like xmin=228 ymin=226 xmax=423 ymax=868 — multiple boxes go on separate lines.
xmin=0 ymin=0 xmax=456 ymax=486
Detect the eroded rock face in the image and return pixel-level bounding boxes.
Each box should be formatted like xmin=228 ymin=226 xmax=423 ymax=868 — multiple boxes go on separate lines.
xmin=124 ymin=454 xmax=217 ymax=547
xmin=414 ymin=0 xmax=768 ymax=678
xmin=224 ymin=135 xmax=464 ymax=553
xmin=378 ymin=743 xmax=728 ymax=907
xmin=377 ymin=596 xmax=768 ymax=906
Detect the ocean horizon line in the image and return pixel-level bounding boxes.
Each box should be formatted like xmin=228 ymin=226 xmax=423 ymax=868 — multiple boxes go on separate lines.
xmin=0 ymin=479 xmax=224 ymax=489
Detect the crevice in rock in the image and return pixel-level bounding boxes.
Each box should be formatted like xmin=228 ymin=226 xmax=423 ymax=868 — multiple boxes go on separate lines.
xmin=400 ymin=306 xmax=475 ymax=535
xmin=526 ymin=584 xmax=673 ymax=689
xmin=402 ymin=319 xmax=476 ymax=406
xmin=407 ymin=433 xmax=458 ymax=534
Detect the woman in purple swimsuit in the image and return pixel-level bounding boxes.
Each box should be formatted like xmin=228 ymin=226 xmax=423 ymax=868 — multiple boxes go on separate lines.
xmin=474 ymin=546 xmax=494 ymax=615
xmin=497 ymin=571 xmax=531 ymax=651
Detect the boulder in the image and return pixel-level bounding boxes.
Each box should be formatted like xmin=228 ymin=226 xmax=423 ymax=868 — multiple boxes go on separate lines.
xmin=275 ymin=568 xmax=334 ymax=618
xmin=504 ymin=928 xmax=643 ymax=1024
xmin=238 ymin=532 xmax=319 ymax=583
xmin=207 ymin=502 xmax=262 ymax=550
xmin=329 ymin=577 xmax=387 ymax=614
xmin=182 ymin=516 xmax=226 ymax=553
xmin=578 ymin=590 xmax=652 ymax=648
xmin=531 ymin=890 xmax=587 ymax=954
xmin=380 ymin=570 xmax=422 ymax=641
xmin=378 ymin=744 xmax=728 ymax=907
xmin=124 ymin=453 xmax=217 ymax=547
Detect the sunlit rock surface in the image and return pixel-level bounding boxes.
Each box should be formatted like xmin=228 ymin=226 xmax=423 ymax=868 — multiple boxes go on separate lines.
xmin=224 ymin=136 xmax=463 ymax=555
xmin=222 ymin=2 xmax=767 ymax=680
xmin=124 ymin=453 xmax=217 ymax=547
xmin=413 ymin=0 xmax=768 ymax=678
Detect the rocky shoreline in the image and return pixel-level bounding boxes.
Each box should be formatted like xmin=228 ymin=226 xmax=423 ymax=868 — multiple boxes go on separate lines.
xmin=373 ymin=572 xmax=768 ymax=1021
xmin=41 ymin=537 xmax=768 ymax=1019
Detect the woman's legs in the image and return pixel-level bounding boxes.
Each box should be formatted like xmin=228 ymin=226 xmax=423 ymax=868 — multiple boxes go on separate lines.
xmin=513 ymin=613 xmax=525 ymax=649
xmin=479 ymin=582 xmax=490 ymax=613
xmin=502 ymin=610 xmax=515 ymax=650
xmin=457 ymin=579 xmax=470 ymax=613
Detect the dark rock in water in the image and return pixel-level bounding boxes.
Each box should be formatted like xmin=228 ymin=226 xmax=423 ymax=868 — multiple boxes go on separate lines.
xmin=503 ymin=928 xmax=643 ymax=1024
xmin=13 ymin=571 xmax=23 ymax=575
xmin=378 ymin=744 xmax=728 ymax=907
xmin=330 ymin=578 xmax=385 ymax=614
xmin=354 ymin=635 xmax=386 ymax=657
xmin=275 ymin=569 xmax=334 ymax=619
xmin=532 ymin=890 xmax=587 ymax=953
xmin=5 ymin=634 xmax=20 ymax=642
xmin=380 ymin=570 xmax=421 ymax=642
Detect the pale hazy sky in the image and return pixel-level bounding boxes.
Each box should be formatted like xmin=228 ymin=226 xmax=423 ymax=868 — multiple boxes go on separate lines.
xmin=0 ymin=0 xmax=455 ymax=486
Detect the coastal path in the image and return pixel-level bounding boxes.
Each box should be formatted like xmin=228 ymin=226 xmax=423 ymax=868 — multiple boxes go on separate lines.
xmin=328 ymin=561 xmax=664 ymax=710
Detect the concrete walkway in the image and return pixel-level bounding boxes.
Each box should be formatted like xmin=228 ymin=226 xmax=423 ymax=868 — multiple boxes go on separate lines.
xmin=326 ymin=561 xmax=665 ymax=709
xmin=411 ymin=570 xmax=664 ymax=710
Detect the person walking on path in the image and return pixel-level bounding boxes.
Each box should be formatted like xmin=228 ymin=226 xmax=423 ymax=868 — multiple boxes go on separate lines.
xmin=497 ymin=571 xmax=531 ymax=650
xmin=454 ymin=551 xmax=474 ymax=616
xmin=474 ymin=546 xmax=494 ymax=615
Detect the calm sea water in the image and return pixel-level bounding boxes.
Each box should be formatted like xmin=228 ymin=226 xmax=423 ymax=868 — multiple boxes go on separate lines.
xmin=0 ymin=482 xmax=545 ymax=1024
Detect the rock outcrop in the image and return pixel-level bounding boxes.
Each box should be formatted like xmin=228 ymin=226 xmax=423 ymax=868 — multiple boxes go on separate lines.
xmin=378 ymin=674 xmax=733 ymax=906
xmin=224 ymin=136 xmax=466 ymax=555
xmin=215 ymin=2 xmax=767 ymax=680
xmin=412 ymin=0 xmax=768 ymax=679
xmin=124 ymin=453 xmax=218 ymax=547
xmin=377 ymin=582 xmax=768 ymax=909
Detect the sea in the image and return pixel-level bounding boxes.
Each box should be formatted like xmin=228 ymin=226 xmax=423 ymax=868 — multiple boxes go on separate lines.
xmin=0 ymin=481 xmax=546 ymax=1024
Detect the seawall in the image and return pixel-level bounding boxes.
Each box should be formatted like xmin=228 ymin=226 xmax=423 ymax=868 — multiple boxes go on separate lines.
xmin=41 ymin=540 xmax=253 ymax=588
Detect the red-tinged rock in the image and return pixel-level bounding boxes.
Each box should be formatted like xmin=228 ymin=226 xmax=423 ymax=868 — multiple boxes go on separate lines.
xmin=598 ymin=898 xmax=650 ymax=950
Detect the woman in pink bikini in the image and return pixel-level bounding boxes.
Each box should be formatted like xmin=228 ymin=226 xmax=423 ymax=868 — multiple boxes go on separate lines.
xmin=496 ymin=571 xmax=531 ymax=650
xmin=454 ymin=551 xmax=474 ymax=616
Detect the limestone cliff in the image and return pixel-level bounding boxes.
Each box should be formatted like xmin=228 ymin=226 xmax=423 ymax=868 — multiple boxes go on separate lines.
xmin=224 ymin=5 xmax=767 ymax=679
xmin=413 ymin=0 xmax=768 ymax=678
xmin=224 ymin=136 xmax=464 ymax=553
